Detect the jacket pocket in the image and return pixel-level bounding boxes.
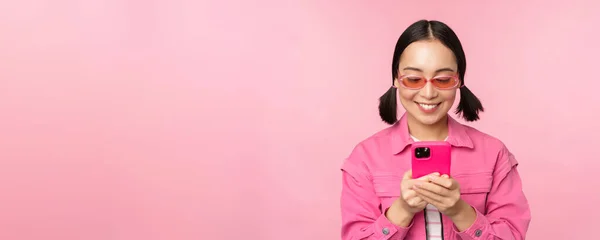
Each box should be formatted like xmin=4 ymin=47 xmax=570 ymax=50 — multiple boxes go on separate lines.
xmin=371 ymin=175 xmax=401 ymax=213
xmin=453 ymin=172 xmax=493 ymax=213
xmin=372 ymin=175 xmax=401 ymax=197
xmin=453 ymin=172 xmax=493 ymax=194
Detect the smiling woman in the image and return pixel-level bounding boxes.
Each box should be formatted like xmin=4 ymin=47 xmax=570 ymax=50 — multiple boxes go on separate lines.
xmin=340 ymin=19 xmax=531 ymax=240
xmin=379 ymin=20 xmax=483 ymax=126
xmin=393 ymin=39 xmax=465 ymax=126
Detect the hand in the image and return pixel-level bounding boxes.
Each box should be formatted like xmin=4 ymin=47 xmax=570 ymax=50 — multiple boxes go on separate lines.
xmin=385 ymin=170 xmax=440 ymax=227
xmin=399 ymin=170 xmax=440 ymax=214
xmin=412 ymin=174 xmax=467 ymax=217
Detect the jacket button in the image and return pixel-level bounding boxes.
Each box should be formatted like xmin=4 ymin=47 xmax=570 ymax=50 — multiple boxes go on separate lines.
xmin=475 ymin=229 xmax=482 ymax=237
xmin=382 ymin=227 xmax=390 ymax=235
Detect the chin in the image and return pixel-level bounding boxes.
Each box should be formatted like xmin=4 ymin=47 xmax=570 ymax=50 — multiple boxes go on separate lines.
xmin=415 ymin=114 xmax=445 ymax=125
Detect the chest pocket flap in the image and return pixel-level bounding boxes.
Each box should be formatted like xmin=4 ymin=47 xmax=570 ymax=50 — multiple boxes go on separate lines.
xmin=453 ymin=172 xmax=493 ymax=194
xmin=372 ymin=175 xmax=401 ymax=197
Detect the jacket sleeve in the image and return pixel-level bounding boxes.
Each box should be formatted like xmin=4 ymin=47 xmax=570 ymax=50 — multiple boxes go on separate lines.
xmin=340 ymin=145 xmax=413 ymax=240
xmin=453 ymin=146 xmax=532 ymax=240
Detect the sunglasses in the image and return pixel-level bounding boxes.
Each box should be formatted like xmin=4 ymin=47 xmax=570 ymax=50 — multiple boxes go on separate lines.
xmin=396 ymin=74 xmax=460 ymax=90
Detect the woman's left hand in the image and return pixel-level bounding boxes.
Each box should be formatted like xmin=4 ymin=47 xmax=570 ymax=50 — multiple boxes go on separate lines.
xmin=412 ymin=174 xmax=469 ymax=217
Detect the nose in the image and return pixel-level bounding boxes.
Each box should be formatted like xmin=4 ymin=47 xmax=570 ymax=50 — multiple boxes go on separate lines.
xmin=419 ymin=81 xmax=437 ymax=99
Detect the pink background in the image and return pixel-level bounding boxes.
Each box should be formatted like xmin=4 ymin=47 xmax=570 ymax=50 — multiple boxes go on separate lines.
xmin=0 ymin=0 xmax=598 ymax=239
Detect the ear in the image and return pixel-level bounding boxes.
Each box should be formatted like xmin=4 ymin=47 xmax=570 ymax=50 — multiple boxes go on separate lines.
xmin=393 ymin=78 xmax=400 ymax=88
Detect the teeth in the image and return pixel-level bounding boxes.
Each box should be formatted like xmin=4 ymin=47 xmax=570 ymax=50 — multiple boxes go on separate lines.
xmin=419 ymin=103 xmax=438 ymax=110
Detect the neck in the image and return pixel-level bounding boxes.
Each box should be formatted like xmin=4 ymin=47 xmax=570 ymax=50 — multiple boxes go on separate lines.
xmin=407 ymin=114 xmax=449 ymax=141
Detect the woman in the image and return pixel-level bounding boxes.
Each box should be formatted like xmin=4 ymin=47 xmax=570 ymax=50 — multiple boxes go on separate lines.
xmin=340 ymin=19 xmax=531 ymax=240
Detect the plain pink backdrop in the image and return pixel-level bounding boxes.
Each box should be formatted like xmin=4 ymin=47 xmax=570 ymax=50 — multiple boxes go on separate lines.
xmin=0 ymin=0 xmax=599 ymax=239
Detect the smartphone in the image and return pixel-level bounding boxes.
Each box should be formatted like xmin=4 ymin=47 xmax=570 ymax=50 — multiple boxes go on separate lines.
xmin=410 ymin=141 xmax=451 ymax=179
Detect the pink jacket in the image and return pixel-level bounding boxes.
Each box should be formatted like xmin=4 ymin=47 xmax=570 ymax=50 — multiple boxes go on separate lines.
xmin=340 ymin=114 xmax=531 ymax=239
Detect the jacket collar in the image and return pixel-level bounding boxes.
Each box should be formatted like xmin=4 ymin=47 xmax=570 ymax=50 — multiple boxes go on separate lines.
xmin=390 ymin=113 xmax=474 ymax=154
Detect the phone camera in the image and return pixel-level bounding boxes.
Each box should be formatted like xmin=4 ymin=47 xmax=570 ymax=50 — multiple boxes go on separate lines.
xmin=415 ymin=147 xmax=430 ymax=159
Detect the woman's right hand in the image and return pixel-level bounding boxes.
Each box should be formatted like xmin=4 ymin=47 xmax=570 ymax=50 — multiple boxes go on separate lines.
xmin=400 ymin=170 xmax=439 ymax=213
xmin=385 ymin=170 xmax=440 ymax=226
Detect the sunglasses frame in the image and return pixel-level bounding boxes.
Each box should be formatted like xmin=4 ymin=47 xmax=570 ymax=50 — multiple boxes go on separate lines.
xmin=395 ymin=74 xmax=461 ymax=90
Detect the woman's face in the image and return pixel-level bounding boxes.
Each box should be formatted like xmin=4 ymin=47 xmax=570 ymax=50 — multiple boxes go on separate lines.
xmin=394 ymin=39 xmax=460 ymax=126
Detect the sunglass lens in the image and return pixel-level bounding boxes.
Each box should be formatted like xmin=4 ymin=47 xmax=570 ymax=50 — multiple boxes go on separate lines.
xmin=401 ymin=77 xmax=425 ymax=88
xmin=432 ymin=77 xmax=457 ymax=89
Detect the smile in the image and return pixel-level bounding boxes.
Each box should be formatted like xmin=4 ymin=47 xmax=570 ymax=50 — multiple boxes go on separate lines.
xmin=415 ymin=102 xmax=441 ymax=112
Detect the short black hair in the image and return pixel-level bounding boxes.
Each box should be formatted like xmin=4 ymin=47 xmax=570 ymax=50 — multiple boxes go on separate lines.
xmin=378 ymin=19 xmax=484 ymax=124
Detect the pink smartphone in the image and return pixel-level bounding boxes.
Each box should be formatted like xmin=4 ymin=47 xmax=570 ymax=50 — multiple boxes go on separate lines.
xmin=410 ymin=141 xmax=451 ymax=179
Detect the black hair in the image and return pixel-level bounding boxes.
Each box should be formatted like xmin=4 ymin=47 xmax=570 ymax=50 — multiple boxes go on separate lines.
xmin=378 ymin=19 xmax=484 ymax=124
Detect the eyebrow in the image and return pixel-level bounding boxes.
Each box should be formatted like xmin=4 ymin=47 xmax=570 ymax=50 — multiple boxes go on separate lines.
xmin=403 ymin=67 xmax=456 ymax=73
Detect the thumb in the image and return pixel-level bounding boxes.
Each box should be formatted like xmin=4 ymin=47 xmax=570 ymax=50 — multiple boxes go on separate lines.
xmin=403 ymin=170 xmax=413 ymax=180
xmin=417 ymin=172 xmax=440 ymax=181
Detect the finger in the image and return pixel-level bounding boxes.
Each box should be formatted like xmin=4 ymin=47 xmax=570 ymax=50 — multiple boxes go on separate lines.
xmin=404 ymin=191 xmax=425 ymax=205
xmin=413 ymin=184 xmax=445 ymax=203
xmin=437 ymin=177 xmax=459 ymax=190
xmin=415 ymin=190 xmax=444 ymax=207
xmin=417 ymin=200 xmax=428 ymax=209
xmin=407 ymin=196 xmax=421 ymax=206
xmin=406 ymin=178 xmax=429 ymax=192
xmin=403 ymin=170 xmax=413 ymax=180
xmin=402 ymin=189 xmax=417 ymax=199
xmin=414 ymin=196 xmax=425 ymax=205
xmin=405 ymin=190 xmax=423 ymax=201
xmin=428 ymin=174 xmax=453 ymax=189
xmin=416 ymin=172 xmax=440 ymax=181
xmin=414 ymin=181 xmax=450 ymax=196
xmin=408 ymin=196 xmax=425 ymax=206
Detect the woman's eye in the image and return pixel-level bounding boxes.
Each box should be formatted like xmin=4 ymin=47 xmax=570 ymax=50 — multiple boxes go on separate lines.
xmin=407 ymin=77 xmax=422 ymax=82
xmin=435 ymin=77 xmax=451 ymax=83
